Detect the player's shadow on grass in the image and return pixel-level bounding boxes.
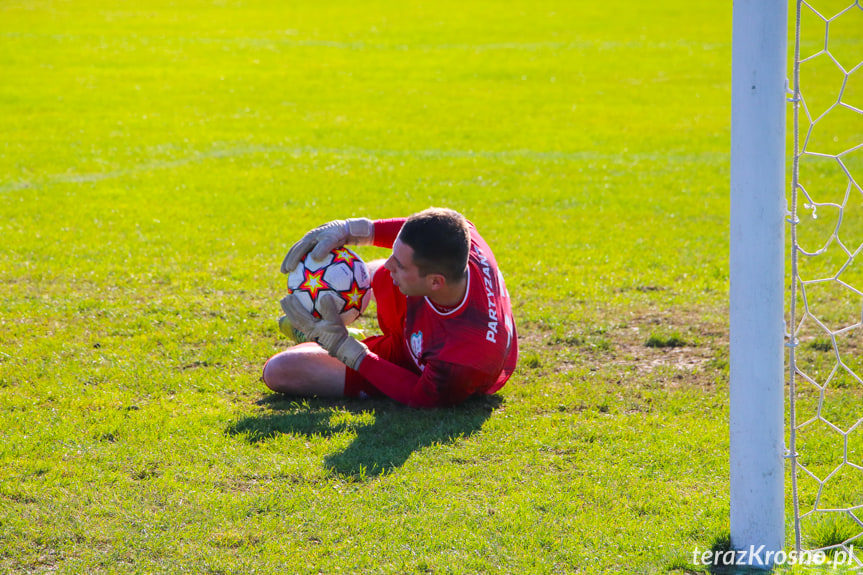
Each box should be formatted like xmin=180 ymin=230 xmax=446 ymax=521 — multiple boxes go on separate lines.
xmin=226 ymin=393 xmax=502 ymax=480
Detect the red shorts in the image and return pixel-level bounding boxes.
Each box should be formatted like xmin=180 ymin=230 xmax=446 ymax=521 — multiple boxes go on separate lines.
xmin=344 ymin=267 xmax=417 ymax=398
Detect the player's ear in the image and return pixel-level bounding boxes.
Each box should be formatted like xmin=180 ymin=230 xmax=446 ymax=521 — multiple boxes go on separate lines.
xmin=427 ymin=273 xmax=447 ymax=291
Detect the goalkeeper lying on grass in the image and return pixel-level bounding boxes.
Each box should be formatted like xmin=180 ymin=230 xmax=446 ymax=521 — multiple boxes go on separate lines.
xmin=263 ymin=207 xmax=518 ymax=408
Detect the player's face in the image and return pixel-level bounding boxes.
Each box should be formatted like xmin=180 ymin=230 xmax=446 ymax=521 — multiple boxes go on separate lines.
xmin=384 ymin=238 xmax=430 ymax=297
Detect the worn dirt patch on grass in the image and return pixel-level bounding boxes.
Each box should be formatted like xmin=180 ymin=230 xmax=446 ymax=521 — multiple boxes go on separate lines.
xmin=527 ymin=307 xmax=729 ymax=386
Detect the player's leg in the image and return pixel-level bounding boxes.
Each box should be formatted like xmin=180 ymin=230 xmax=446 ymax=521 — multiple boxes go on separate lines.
xmin=367 ymin=258 xmax=385 ymax=276
xmin=261 ymin=261 xmax=398 ymax=399
xmin=261 ymin=343 xmax=347 ymax=397
xmin=366 ymin=258 xmax=385 ymax=305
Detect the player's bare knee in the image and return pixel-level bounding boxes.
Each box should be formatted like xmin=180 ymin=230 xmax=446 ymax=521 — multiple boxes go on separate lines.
xmin=262 ymin=346 xmax=319 ymax=394
xmin=261 ymin=351 xmax=297 ymax=393
xmin=261 ymin=354 xmax=281 ymax=391
xmin=367 ymin=259 xmax=386 ymax=304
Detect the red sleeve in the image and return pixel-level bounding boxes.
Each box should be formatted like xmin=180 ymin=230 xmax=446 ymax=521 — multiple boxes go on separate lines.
xmin=371 ymin=218 xmax=406 ymax=249
xmin=357 ymin=352 xmax=491 ymax=408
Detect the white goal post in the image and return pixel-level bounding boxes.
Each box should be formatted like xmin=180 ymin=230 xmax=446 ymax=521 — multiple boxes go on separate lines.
xmin=729 ymin=0 xmax=788 ymax=566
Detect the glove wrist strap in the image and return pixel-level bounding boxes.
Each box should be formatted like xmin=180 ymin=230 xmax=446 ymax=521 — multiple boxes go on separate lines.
xmin=334 ymin=337 xmax=369 ymax=371
xmin=346 ymin=218 xmax=374 ymax=245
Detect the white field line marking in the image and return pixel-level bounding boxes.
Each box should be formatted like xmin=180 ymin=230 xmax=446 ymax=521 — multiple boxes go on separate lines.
xmin=0 ymin=144 xmax=724 ymax=193
xmin=0 ymin=31 xmax=728 ymax=53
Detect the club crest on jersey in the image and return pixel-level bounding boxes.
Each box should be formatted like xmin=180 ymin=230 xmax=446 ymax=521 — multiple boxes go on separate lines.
xmin=409 ymin=331 xmax=423 ymax=360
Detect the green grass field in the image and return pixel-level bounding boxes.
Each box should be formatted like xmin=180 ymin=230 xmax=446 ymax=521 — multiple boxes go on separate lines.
xmin=1 ymin=0 xmax=861 ymax=573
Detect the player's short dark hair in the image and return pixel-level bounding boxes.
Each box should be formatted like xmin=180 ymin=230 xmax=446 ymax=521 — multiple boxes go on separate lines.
xmin=399 ymin=208 xmax=470 ymax=282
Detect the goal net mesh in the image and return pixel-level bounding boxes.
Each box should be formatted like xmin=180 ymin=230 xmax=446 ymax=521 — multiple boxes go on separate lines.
xmin=787 ymin=0 xmax=863 ymax=561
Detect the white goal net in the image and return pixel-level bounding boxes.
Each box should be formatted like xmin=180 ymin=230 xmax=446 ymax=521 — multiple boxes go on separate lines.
xmin=787 ymin=0 xmax=863 ymax=563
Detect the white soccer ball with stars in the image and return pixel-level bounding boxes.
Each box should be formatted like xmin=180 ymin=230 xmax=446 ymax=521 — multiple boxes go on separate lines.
xmin=286 ymin=246 xmax=371 ymax=325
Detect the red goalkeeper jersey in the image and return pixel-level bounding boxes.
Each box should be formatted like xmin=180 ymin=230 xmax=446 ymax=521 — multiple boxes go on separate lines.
xmin=355 ymin=218 xmax=518 ymax=407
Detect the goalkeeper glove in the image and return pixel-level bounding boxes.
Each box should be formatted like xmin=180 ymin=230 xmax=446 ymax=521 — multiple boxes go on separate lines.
xmin=278 ymin=314 xmax=365 ymax=343
xmin=280 ymin=218 xmax=374 ymax=274
xmin=279 ymin=293 xmax=369 ymax=371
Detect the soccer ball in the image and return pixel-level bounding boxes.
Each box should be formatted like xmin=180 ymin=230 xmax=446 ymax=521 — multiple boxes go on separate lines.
xmin=286 ymin=246 xmax=371 ymax=326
